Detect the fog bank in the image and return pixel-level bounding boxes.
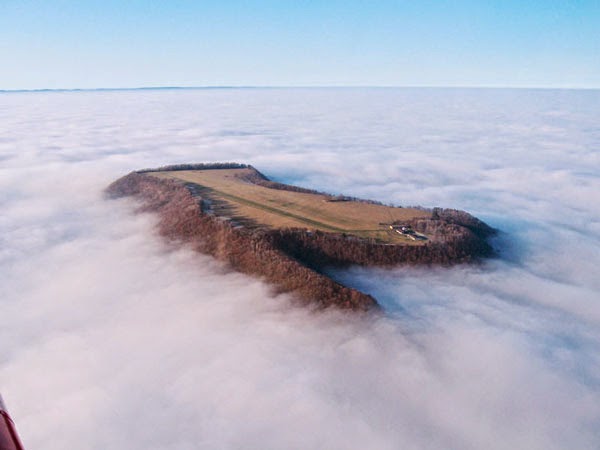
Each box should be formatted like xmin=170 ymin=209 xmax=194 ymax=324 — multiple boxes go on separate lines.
xmin=1 ymin=88 xmax=599 ymax=449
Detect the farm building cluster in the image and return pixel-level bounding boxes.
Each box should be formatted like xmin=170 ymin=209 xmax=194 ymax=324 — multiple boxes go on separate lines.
xmin=389 ymin=224 xmax=428 ymax=241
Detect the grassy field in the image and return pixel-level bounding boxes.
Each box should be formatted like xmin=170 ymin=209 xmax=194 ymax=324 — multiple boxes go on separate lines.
xmin=149 ymin=168 xmax=431 ymax=244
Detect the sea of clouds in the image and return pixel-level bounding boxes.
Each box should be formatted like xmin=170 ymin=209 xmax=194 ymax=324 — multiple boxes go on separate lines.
xmin=1 ymin=88 xmax=599 ymax=449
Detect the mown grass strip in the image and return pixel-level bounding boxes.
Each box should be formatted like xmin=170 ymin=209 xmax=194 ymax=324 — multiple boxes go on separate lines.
xmin=201 ymin=184 xmax=346 ymax=232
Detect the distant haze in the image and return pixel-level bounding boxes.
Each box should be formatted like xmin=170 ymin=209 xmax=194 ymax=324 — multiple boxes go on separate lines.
xmin=1 ymin=88 xmax=599 ymax=449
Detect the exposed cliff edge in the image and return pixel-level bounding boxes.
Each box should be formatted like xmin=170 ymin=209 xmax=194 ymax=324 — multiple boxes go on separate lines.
xmin=106 ymin=163 xmax=496 ymax=311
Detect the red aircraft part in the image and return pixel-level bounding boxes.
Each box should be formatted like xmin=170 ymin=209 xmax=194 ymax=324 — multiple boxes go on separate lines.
xmin=0 ymin=396 xmax=25 ymax=450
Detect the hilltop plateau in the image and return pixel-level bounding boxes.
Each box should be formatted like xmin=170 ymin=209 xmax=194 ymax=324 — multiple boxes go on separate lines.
xmin=106 ymin=163 xmax=495 ymax=311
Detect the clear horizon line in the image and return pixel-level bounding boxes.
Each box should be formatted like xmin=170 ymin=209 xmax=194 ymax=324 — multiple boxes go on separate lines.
xmin=1 ymin=84 xmax=599 ymax=93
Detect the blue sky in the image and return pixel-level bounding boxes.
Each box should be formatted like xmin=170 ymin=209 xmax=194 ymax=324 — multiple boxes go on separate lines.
xmin=1 ymin=0 xmax=599 ymax=89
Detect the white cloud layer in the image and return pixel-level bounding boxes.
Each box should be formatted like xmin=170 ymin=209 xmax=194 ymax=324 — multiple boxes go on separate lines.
xmin=1 ymin=88 xmax=599 ymax=449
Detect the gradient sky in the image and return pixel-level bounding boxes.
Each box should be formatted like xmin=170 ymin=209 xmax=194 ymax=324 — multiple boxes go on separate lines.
xmin=1 ymin=0 xmax=599 ymax=90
